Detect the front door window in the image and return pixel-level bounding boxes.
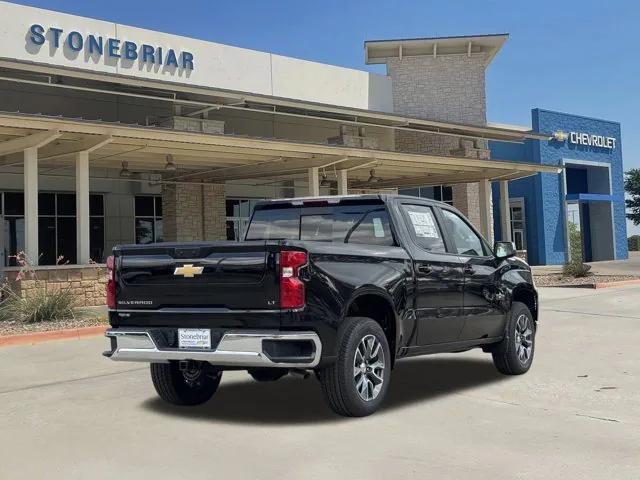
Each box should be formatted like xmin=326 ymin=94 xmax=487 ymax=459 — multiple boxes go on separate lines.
xmin=441 ymin=209 xmax=487 ymax=257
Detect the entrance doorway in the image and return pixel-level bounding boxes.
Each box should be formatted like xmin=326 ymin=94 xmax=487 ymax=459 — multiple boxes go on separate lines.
xmin=564 ymin=161 xmax=616 ymax=262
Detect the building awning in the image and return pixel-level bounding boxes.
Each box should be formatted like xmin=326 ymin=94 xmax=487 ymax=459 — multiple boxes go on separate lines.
xmin=0 ymin=60 xmax=549 ymax=144
xmin=0 ymin=112 xmax=561 ymax=189
xmin=365 ymin=34 xmax=509 ymax=66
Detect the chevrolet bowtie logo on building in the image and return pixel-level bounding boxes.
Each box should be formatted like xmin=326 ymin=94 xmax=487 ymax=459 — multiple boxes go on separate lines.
xmin=174 ymin=264 xmax=204 ymax=278
xmin=553 ymin=130 xmax=568 ymax=142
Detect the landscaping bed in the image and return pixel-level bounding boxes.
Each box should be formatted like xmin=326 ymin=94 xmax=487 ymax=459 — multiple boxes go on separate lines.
xmin=534 ymin=274 xmax=640 ymax=288
xmin=0 ymin=314 xmax=107 ymax=337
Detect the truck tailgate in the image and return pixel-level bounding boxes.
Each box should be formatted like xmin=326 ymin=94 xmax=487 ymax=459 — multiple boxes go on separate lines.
xmin=114 ymin=241 xmax=280 ymax=311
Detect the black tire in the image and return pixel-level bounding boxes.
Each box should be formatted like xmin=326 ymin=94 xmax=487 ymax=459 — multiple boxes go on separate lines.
xmin=491 ymin=301 xmax=536 ymax=375
xmin=247 ymin=368 xmax=288 ymax=382
xmin=318 ymin=317 xmax=391 ymax=417
xmin=150 ymin=361 xmax=222 ymax=406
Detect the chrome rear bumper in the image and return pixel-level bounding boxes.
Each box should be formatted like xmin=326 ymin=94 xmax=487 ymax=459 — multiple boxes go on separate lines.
xmin=104 ymin=328 xmax=321 ymax=368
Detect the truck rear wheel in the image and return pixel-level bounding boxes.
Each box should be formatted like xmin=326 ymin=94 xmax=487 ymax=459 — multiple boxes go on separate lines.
xmin=491 ymin=301 xmax=536 ymax=375
xmin=150 ymin=361 xmax=222 ymax=406
xmin=318 ymin=317 xmax=391 ymax=417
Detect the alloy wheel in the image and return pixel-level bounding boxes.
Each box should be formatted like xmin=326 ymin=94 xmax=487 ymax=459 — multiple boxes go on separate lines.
xmin=353 ymin=334 xmax=385 ymax=401
xmin=514 ymin=314 xmax=533 ymax=365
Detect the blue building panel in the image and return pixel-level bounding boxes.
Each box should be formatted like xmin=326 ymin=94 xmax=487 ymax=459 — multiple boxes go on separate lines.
xmin=490 ymin=108 xmax=628 ymax=265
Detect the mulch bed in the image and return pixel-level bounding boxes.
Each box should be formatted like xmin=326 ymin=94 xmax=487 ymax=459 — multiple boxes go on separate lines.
xmin=0 ymin=316 xmax=107 ymax=337
xmin=534 ymin=274 xmax=640 ymax=288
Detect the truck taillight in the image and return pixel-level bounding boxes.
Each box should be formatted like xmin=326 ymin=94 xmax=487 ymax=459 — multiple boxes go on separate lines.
xmin=106 ymin=255 xmax=116 ymax=309
xmin=280 ymin=250 xmax=307 ymax=309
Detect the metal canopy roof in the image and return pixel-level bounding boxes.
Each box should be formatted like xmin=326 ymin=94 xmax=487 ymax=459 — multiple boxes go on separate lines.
xmin=0 ymin=60 xmax=549 ymax=144
xmin=0 ymin=112 xmax=560 ymax=191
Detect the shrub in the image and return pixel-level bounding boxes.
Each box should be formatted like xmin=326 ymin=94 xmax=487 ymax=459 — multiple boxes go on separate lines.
xmin=629 ymin=235 xmax=640 ymax=252
xmin=562 ymin=261 xmax=592 ymax=278
xmin=0 ymin=284 xmax=78 ymax=323
xmin=0 ymin=251 xmax=79 ymax=323
xmin=563 ymin=221 xmax=592 ymax=278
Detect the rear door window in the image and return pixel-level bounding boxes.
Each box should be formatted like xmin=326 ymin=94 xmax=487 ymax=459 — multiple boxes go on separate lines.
xmin=400 ymin=204 xmax=446 ymax=253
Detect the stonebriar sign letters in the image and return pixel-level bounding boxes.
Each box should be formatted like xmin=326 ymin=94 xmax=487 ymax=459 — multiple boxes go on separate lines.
xmin=28 ymin=23 xmax=195 ymax=70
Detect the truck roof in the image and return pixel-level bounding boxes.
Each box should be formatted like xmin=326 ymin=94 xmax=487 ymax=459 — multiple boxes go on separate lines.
xmin=254 ymin=193 xmax=449 ymax=208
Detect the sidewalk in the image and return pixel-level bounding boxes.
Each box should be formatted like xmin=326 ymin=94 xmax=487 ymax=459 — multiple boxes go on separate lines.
xmin=532 ymin=251 xmax=640 ymax=276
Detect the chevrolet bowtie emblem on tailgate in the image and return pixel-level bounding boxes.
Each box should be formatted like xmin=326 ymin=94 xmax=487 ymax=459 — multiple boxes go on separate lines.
xmin=174 ymin=264 xmax=204 ymax=278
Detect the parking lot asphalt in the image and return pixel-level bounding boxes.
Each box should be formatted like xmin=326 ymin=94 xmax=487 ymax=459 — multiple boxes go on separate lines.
xmin=1 ymin=286 xmax=639 ymax=480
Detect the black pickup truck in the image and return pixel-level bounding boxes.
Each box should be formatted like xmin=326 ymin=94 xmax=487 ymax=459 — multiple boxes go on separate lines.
xmin=104 ymin=194 xmax=537 ymax=417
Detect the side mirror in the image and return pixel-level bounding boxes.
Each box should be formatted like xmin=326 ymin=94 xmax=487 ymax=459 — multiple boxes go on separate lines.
xmin=494 ymin=241 xmax=516 ymax=259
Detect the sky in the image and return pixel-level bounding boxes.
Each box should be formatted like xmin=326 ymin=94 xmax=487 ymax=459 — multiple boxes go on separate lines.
xmin=13 ymin=0 xmax=640 ymax=234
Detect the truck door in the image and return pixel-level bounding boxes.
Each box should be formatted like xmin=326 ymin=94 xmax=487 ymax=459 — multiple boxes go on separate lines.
xmin=398 ymin=202 xmax=465 ymax=345
xmin=439 ymin=208 xmax=506 ymax=340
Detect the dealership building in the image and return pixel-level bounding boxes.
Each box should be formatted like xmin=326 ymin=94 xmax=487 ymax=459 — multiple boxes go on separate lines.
xmin=0 ymin=1 xmax=628 ymax=305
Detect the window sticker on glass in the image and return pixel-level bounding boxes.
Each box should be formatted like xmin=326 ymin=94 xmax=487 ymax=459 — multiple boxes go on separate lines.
xmin=372 ymin=217 xmax=385 ymax=238
xmin=408 ymin=210 xmax=438 ymax=238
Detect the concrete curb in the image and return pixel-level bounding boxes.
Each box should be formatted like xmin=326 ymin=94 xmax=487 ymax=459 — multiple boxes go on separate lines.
xmin=0 ymin=325 xmax=107 ymax=348
xmin=547 ymin=279 xmax=640 ymax=289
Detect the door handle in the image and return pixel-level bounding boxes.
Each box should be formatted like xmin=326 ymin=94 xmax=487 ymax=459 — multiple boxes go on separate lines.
xmin=417 ymin=265 xmax=433 ymax=275
xmin=463 ymin=265 xmax=474 ymax=274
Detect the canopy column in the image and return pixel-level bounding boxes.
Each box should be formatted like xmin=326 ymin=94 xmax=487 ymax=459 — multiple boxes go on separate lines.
xmin=23 ymin=147 xmax=39 ymax=264
xmin=308 ymin=166 xmax=320 ymax=196
xmin=75 ymin=151 xmax=90 ymax=264
xmin=337 ymin=170 xmax=348 ymax=195
xmin=499 ymin=180 xmax=512 ymax=243
xmin=478 ymin=179 xmax=494 ymax=244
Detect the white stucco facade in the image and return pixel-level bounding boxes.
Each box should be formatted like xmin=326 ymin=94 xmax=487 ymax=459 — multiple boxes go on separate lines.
xmin=0 ymin=1 xmax=393 ymax=112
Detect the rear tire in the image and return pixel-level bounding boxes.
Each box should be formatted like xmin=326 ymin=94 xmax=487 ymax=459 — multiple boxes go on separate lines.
xmin=491 ymin=301 xmax=536 ymax=375
xmin=150 ymin=361 xmax=222 ymax=406
xmin=318 ymin=317 xmax=391 ymax=417
xmin=248 ymin=368 xmax=288 ymax=382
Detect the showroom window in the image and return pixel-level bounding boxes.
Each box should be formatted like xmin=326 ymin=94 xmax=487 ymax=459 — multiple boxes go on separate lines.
xmin=399 ymin=185 xmax=453 ymax=205
xmin=134 ymin=196 xmax=163 ymax=244
xmin=226 ymin=198 xmax=264 ymax=241
xmin=1 ymin=192 xmax=105 ymax=266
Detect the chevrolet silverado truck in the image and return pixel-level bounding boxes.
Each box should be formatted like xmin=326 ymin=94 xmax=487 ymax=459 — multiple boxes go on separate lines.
xmin=104 ymin=194 xmax=537 ymax=417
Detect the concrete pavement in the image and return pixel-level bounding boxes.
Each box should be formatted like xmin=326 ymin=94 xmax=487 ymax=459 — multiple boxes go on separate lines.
xmin=585 ymin=250 xmax=640 ymax=275
xmin=0 ymin=286 xmax=639 ymax=479
xmin=533 ymin=251 xmax=640 ymax=276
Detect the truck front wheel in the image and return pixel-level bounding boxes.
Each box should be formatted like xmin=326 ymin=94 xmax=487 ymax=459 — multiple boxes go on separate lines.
xmin=317 ymin=317 xmax=391 ymax=417
xmin=491 ymin=301 xmax=536 ymax=375
xmin=150 ymin=361 xmax=222 ymax=406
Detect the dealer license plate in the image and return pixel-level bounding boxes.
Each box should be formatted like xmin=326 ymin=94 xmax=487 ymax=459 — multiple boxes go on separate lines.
xmin=178 ymin=329 xmax=211 ymax=349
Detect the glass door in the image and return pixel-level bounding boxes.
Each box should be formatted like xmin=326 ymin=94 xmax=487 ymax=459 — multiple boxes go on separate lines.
xmin=509 ymin=199 xmax=527 ymax=251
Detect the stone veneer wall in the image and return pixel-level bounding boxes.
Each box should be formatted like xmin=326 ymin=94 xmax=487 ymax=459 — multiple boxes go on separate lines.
xmin=386 ymin=53 xmax=491 ymax=231
xmin=162 ymin=181 xmax=226 ymax=242
xmin=4 ymin=265 xmax=107 ymax=307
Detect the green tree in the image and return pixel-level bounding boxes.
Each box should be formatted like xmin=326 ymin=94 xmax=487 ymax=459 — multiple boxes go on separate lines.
xmin=625 ymin=169 xmax=640 ymax=225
